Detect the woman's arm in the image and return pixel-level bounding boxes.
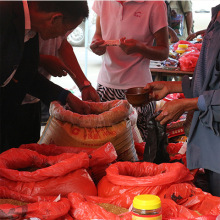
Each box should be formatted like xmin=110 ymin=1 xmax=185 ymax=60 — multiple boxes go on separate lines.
xmin=119 ymin=26 xmax=169 ymax=61
xmin=90 ymin=15 xmax=106 ymax=56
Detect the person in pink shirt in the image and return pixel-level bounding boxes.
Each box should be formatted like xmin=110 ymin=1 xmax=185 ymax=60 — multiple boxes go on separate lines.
xmin=90 ymin=0 xmax=169 ymax=157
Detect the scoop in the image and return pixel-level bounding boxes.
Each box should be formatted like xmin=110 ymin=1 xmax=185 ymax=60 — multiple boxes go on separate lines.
xmin=125 ymin=87 xmax=150 ymax=107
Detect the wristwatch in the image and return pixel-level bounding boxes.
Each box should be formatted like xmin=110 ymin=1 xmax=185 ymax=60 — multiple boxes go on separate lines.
xmin=79 ymin=80 xmax=91 ymax=92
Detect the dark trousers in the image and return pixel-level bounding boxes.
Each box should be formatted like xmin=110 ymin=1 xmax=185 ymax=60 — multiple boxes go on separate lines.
xmin=207 ymin=170 xmax=220 ymax=197
xmin=0 ymin=101 xmax=41 ymax=152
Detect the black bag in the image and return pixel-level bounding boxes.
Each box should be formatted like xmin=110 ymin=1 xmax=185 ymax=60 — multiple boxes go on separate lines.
xmin=143 ymin=116 xmax=170 ymax=164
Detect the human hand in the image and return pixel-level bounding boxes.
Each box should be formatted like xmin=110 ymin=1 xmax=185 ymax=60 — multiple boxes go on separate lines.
xmin=144 ymin=81 xmax=172 ymax=101
xmin=186 ymin=32 xmax=197 ymax=41
xmin=66 ymin=93 xmax=91 ymax=115
xmin=155 ymin=99 xmax=186 ymax=125
xmin=40 ymin=55 xmax=76 ymax=78
xmin=81 ymin=86 xmax=100 ymax=102
xmin=170 ymin=34 xmax=179 ymax=43
xmin=90 ymin=39 xmax=106 ymax=56
xmin=119 ymin=37 xmax=143 ymax=55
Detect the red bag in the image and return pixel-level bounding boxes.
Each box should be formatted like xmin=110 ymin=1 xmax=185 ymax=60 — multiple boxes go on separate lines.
xmin=0 ymin=148 xmax=97 ymax=197
xmin=0 ymin=187 xmax=70 ymax=219
xmin=173 ymin=40 xmax=195 ymax=51
xmin=179 ymin=51 xmax=200 ymax=72
xmin=68 ymin=192 xmax=131 ymax=220
xmin=166 ymin=143 xmax=183 ymax=155
xmin=162 ymin=183 xmax=220 ymax=216
xmin=20 ymin=142 xmax=117 ymax=184
xmin=162 ymin=198 xmax=201 ymax=218
xmin=134 ymin=142 xmax=146 ymax=161
xmin=97 ymin=162 xmax=194 ymax=208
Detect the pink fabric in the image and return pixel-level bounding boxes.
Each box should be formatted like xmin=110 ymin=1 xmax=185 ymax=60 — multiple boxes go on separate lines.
xmin=93 ymin=0 xmax=168 ymax=89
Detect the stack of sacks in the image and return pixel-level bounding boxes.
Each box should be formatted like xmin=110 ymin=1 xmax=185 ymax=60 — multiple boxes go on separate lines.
xmin=39 ymin=100 xmax=138 ymax=162
xmin=0 ymin=148 xmax=97 ymax=197
xmin=20 ymin=142 xmax=117 ymax=184
xmin=0 ymin=187 xmax=72 ymax=219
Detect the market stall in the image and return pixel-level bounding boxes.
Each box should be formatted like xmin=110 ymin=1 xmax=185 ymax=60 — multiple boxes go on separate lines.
xmin=151 ymin=67 xmax=193 ymax=81
xmin=150 ymin=40 xmax=202 ymax=81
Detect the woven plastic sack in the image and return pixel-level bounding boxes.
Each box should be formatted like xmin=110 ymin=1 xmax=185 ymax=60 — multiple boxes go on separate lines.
xmin=20 ymin=142 xmax=117 ymax=184
xmin=68 ymin=192 xmax=131 ymax=220
xmin=97 ymin=162 xmax=194 ymax=208
xmin=0 ymin=187 xmax=70 ymax=219
xmin=0 ymin=148 xmax=97 ymax=197
xmin=39 ymin=101 xmax=138 ymax=162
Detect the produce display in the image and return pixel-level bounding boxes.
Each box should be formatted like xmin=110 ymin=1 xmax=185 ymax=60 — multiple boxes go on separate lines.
xmin=162 ymin=40 xmax=202 ymax=72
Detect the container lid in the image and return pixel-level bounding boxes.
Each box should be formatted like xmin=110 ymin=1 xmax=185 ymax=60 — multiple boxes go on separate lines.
xmin=178 ymin=44 xmax=188 ymax=49
xmin=175 ymin=49 xmax=186 ymax=54
xmin=133 ymin=194 xmax=161 ymax=210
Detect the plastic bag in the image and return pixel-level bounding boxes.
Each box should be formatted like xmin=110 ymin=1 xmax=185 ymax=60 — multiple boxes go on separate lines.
xmin=0 ymin=148 xmax=97 ymax=197
xmin=20 ymin=142 xmax=117 ymax=185
xmin=143 ymin=117 xmax=170 ymax=164
xmin=134 ymin=142 xmax=145 ymax=161
xmin=97 ymin=162 xmax=194 ymax=208
xmin=162 ymin=183 xmax=220 ymax=216
xmin=68 ymin=192 xmax=131 ymax=220
xmin=166 ymin=143 xmax=183 ymax=155
xmin=179 ymin=51 xmax=200 ymax=72
xmin=0 ymin=187 xmax=70 ymax=219
xmin=173 ymin=40 xmax=195 ymax=51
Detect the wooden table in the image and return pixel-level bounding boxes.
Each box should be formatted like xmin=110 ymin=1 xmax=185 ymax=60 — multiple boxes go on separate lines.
xmin=150 ymin=68 xmax=193 ymax=81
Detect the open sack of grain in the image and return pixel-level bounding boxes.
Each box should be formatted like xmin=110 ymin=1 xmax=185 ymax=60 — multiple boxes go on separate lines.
xmin=97 ymin=162 xmax=194 ymax=208
xmin=67 ymin=192 xmax=131 ymax=220
xmin=20 ymin=142 xmax=117 ymax=184
xmin=0 ymin=186 xmax=71 ymax=219
xmin=0 ymin=148 xmax=97 ymax=197
xmin=67 ymin=191 xmax=219 ymax=220
xmin=39 ymin=100 xmax=138 ymax=161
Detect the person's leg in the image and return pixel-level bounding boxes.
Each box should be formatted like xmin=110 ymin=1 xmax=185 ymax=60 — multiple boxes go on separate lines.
xmin=41 ymin=101 xmax=50 ymax=126
xmin=97 ymin=84 xmax=126 ymax=102
xmin=5 ymin=102 xmax=41 ymax=148
xmin=207 ymin=170 xmax=220 ymax=197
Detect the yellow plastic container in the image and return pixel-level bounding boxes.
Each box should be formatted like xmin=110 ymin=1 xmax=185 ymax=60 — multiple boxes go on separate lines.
xmin=175 ymin=44 xmax=188 ymax=54
xmin=178 ymin=44 xmax=188 ymax=49
xmin=132 ymin=194 xmax=162 ymax=220
xmin=175 ymin=49 xmax=186 ymax=54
